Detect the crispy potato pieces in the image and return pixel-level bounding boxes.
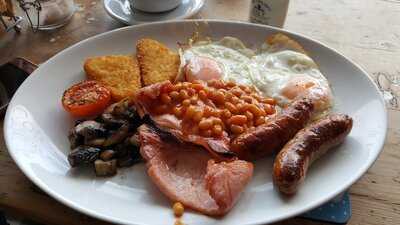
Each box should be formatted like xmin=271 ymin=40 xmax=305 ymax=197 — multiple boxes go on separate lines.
xmin=84 ymin=55 xmax=141 ymax=101
xmin=136 ymin=38 xmax=180 ymax=86
xmin=266 ymin=33 xmax=308 ymax=55
xmin=83 ymin=39 xmax=180 ymax=102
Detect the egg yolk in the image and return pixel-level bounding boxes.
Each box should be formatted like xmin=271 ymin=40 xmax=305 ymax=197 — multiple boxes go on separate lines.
xmin=184 ymin=56 xmax=223 ymax=82
xmin=281 ymin=76 xmax=332 ymax=112
xmin=281 ymin=77 xmax=316 ymax=100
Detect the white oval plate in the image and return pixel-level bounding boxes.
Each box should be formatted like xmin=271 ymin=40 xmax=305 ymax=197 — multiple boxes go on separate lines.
xmin=4 ymin=20 xmax=387 ymax=225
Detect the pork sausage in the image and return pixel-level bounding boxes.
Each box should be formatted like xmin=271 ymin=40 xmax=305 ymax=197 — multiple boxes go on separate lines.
xmin=273 ymin=114 xmax=353 ymax=195
xmin=231 ymin=98 xmax=314 ymax=161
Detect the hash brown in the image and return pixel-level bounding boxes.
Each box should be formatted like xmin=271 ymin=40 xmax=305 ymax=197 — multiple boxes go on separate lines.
xmin=84 ymin=55 xmax=141 ymax=101
xmin=136 ymin=38 xmax=180 ymax=86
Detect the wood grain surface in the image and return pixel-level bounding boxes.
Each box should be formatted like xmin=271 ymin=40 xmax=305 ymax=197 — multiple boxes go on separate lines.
xmin=1 ymin=0 xmax=400 ymax=225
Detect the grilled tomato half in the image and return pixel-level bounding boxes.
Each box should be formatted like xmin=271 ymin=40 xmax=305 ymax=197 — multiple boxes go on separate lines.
xmin=62 ymin=80 xmax=111 ymax=117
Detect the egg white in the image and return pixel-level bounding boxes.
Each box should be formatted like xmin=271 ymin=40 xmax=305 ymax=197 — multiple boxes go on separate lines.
xmin=182 ymin=37 xmax=255 ymax=86
xmin=181 ymin=37 xmax=333 ymax=113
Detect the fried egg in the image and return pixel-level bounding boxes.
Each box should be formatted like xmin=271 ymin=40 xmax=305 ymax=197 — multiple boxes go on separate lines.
xmin=181 ymin=36 xmax=333 ymax=115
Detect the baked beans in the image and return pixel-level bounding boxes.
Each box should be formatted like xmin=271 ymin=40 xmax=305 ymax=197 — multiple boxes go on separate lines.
xmin=198 ymin=90 xmax=207 ymax=101
xmin=212 ymin=124 xmax=223 ymax=136
xmin=179 ymin=89 xmax=189 ymax=99
xmin=245 ymin=111 xmax=254 ymax=121
xmin=225 ymin=102 xmax=238 ymax=114
xmin=151 ymin=79 xmax=276 ymax=137
xmin=161 ymin=93 xmax=171 ymax=104
xmin=193 ymin=110 xmax=203 ymax=122
xmin=199 ymin=119 xmax=213 ymax=130
xmin=173 ymin=106 xmax=183 ymax=118
xmin=230 ymin=124 xmax=244 ymax=134
xmin=169 ymin=91 xmax=180 ymax=100
xmin=185 ymin=105 xmax=196 ymax=120
xmin=182 ymin=99 xmax=191 ymax=107
xmin=230 ymin=115 xmax=247 ymax=125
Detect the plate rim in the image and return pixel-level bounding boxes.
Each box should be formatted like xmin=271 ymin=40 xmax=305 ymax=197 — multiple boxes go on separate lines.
xmin=103 ymin=0 xmax=205 ymax=25
xmin=4 ymin=19 xmax=388 ymax=225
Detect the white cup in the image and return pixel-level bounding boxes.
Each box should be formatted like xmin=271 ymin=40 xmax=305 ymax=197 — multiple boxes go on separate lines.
xmin=129 ymin=0 xmax=182 ymax=13
xmin=250 ymin=0 xmax=290 ymax=28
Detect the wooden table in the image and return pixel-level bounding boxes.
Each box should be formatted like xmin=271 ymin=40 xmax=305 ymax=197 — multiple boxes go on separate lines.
xmin=1 ymin=0 xmax=399 ymax=224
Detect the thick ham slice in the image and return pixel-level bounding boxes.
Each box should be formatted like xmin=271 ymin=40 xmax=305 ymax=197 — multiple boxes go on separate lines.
xmin=138 ymin=125 xmax=253 ymax=216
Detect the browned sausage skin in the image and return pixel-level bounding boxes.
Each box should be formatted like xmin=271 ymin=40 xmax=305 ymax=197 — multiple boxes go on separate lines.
xmin=273 ymin=114 xmax=353 ymax=195
xmin=230 ymin=98 xmax=314 ymax=161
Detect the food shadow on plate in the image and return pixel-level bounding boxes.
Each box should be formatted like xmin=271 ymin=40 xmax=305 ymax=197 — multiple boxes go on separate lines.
xmin=66 ymin=164 xmax=102 ymax=180
xmin=65 ymin=160 xmax=146 ymax=187
xmin=249 ymin=156 xmax=275 ymax=190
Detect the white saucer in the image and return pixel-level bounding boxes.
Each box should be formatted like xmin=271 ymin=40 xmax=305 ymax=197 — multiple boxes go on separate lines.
xmin=103 ymin=0 xmax=205 ymax=25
